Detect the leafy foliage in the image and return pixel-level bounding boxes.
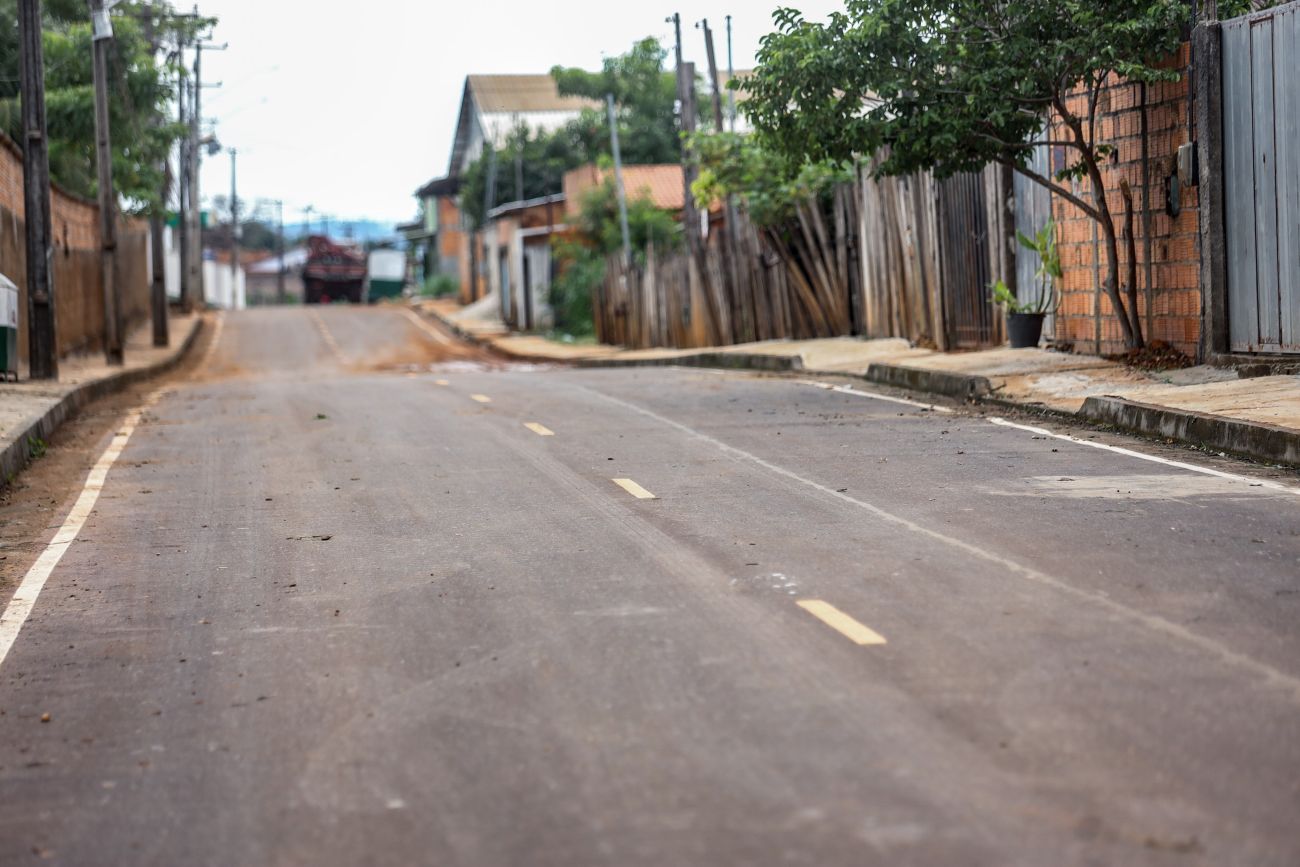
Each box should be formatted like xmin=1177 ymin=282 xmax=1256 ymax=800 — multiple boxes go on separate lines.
xmin=690 ymin=131 xmax=853 ymax=227
xmin=743 ymin=0 xmax=1191 ymax=348
xmin=992 ymin=219 xmax=1062 ymax=314
xmin=552 ymin=37 xmax=684 ymax=166
xmin=0 ymin=1 xmax=211 ymax=213
xmin=549 ymin=174 xmax=681 ymax=336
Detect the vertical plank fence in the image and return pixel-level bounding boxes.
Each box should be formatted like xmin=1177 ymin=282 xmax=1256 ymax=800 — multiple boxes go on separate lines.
xmin=594 ymin=162 xmax=1010 ymax=351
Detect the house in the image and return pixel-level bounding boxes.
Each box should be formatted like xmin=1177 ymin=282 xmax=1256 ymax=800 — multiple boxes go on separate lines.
xmin=447 ymin=75 xmax=599 ymax=179
xmin=399 ymin=176 xmax=463 ymax=291
xmin=244 ymin=246 xmax=309 ymax=305
xmin=481 ymin=194 xmax=567 ymax=331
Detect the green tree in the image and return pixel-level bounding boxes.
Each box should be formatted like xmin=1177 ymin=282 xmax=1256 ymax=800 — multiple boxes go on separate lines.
xmin=0 ymin=0 xmax=207 ymax=213
xmin=550 ymin=174 xmax=681 ymax=336
xmin=744 ymin=1 xmax=1190 ymax=349
xmin=551 ymin=36 xmax=684 ymax=165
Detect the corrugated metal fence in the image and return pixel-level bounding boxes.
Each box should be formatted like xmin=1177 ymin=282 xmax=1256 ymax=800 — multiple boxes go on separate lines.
xmin=1221 ymin=0 xmax=1300 ymax=353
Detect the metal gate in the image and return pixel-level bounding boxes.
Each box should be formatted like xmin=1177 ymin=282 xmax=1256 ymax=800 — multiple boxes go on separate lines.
xmin=937 ymin=172 xmax=998 ymax=348
xmin=1222 ymin=1 xmax=1300 ymax=353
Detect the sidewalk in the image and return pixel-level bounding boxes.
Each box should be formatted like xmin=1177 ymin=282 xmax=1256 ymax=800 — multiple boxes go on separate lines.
xmin=1 ymin=313 xmax=203 ymax=483
xmin=418 ymin=297 xmax=1300 ymax=467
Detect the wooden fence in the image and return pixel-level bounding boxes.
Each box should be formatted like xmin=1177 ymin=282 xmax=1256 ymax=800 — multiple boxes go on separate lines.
xmin=594 ymin=162 xmax=1013 ymax=351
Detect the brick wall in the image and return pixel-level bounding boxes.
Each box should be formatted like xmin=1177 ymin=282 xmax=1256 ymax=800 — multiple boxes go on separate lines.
xmin=1047 ymin=43 xmax=1201 ymax=357
xmin=0 ymin=132 xmax=151 ymax=361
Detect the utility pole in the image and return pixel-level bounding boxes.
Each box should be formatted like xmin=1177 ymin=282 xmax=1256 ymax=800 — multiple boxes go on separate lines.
xmin=606 ymin=94 xmax=632 ymax=268
xmin=191 ymin=36 xmax=224 ymax=309
xmin=143 ymin=7 xmax=168 ymax=346
xmin=190 ymin=39 xmax=202 ymax=308
xmin=18 ymin=0 xmax=57 ymax=379
xmin=89 ymin=0 xmax=124 ymax=364
xmin=229 ymin=148 xmax=239 ymax=289
xmin=275 ymin=199 xmax=285 ymax=304
xmin=725 ymin=15 xmax=737 ymax=132
xmin=177 ymin=67 xmax=191 ymax=312
xmin=667 ymin=13 xmax=699 ymax=253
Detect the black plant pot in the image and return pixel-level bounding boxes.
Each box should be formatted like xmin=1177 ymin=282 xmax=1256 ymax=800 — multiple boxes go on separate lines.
xmin=1007 ymin=312 xmax=1046 ymax=349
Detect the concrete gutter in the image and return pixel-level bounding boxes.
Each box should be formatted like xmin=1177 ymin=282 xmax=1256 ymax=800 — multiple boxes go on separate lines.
xmin=1 ymin=316 xmax=205 ymax=486
xmin=1080 ymin=395 xmax=1300 ymax=468
xmin=577 ymin=352 xmax=804 ymax=373
xmin=864 ymin=363 xmax=993 ymax=401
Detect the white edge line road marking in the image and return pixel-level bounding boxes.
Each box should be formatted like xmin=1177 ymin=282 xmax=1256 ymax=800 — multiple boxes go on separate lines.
xmin=471 ymin=394 xmax=492 ymax=404
xmin=988 ymin=416 xmax=1300 ymax=497
xmin=524 ymin=422 xmax=555 ymax=436
xmin=797 ymin=380 xmax=954 ymax=414
xmin=400 ymin=307 xmax=455 ymax=347
xmin=584 ymin=386 xmax=1300 ymax=704
xmin=612 ymin=478 xmax=657 ymax=500
xmin=802 ymin=378 xmax=1295 ymax=496
xmin=797 ymin=599 xmax=887 ymax=646
xmin=0 ymin=389 xmax=167 ymax=670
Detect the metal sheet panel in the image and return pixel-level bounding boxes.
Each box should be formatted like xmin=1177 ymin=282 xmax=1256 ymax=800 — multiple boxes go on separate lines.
xmin=1278 ymin=4 xmax=1300 ymax=348
xmin=1250 ymin=19 xmax=1281 ymax=347
xmin=1014 ymin=144 xmax=1054 ymax=332
xmin=1222 ymin=18 xmax=1258 ymax=351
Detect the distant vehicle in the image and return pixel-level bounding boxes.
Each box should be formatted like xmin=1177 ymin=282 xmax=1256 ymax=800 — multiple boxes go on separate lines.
xmin=302 ymin=236 xmax=366 ymax=304
xmin=366 ymin=249 xmax=407 ymax=303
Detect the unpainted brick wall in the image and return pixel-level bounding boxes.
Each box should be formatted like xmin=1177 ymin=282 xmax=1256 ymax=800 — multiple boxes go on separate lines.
xmin=0 ymin=132 xmax=151 ymax=361
xmin=1046 ymin=44 xmax=1201 ymax=358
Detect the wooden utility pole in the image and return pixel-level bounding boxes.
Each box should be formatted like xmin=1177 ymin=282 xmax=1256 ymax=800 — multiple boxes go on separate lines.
xmin=144 ymin=7 xmax=168 ymax=347
xmin=701 ymin=18 xmax=745 ymax=341
xmin=89 ymin=0 xmax=124 ymax=364
xmin=18 ymin=0 xmax=58 ymax=379
xmin=668 ymin=13 xmax=699 ymax=254
xmin=606 ymin=94 xmax=632 ymax=267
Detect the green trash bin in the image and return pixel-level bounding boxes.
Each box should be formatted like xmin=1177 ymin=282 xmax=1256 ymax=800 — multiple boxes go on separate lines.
xmin=0 ymin=274 xmax=17 ymax=382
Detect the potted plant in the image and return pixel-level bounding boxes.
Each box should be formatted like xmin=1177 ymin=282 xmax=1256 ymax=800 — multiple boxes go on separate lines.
xmin=991 ymin=219 xmax=1061 ymax=349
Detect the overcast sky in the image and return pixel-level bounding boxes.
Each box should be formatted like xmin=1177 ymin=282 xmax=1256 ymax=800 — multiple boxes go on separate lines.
xmin=192 ymin=0 xmax=846 ymax=226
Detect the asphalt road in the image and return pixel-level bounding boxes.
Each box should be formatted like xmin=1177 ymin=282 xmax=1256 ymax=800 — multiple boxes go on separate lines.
xmin=1 ymin=305 xmax=1298 ymax=866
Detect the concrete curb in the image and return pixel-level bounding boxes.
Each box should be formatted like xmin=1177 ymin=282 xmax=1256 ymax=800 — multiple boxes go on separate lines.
xmin=1 ymin=316 xmax=205 ymax=486
xmin=415 ymin=304 xmax=806 ymax=372
xmin=412 ymin=304 xmax=567 ymax=366
xmin=864 ymin=363 xmax=993 ymax=401
xmin=1080 ymin=395 xmax=1300 ymax=468
xmin=576 ymin=352 xmax=805 ymax=373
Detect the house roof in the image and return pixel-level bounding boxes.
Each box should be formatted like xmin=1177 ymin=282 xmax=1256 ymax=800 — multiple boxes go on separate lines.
xmin=563 ymin=164 xmax=687 ymax=217
xmin=416 ymin=175 xmax=460 ymax=198
xmin=467 ymin=74 xmax=598 ymax=114
xmin=448 ymin=74 xmax=600 ymax=179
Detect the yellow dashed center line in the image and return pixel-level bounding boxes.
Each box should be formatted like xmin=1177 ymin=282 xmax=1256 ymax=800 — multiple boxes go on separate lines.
xmin=308 ymin=310 xmax=346 ymax=364
xmin=524 ymin=422 xmax=555 ymax=436
xmin=435 ymin=379 xmax=450 ymax=386
xmin=470 ymin=394 xmax=492 ymax=404
xmin=612 ymin=478 xmax=657 ymax=500
xmin=797 ymin=600 xmax=887 ymax=646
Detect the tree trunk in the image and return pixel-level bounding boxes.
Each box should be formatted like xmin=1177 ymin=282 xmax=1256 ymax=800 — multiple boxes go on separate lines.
xmin=1086 ymin=162 xmax=1142 ymax=351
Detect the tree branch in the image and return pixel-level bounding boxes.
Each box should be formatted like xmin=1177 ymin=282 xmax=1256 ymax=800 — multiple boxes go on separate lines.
xmin=996 ymin=156 xmax=1101 ymax=223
